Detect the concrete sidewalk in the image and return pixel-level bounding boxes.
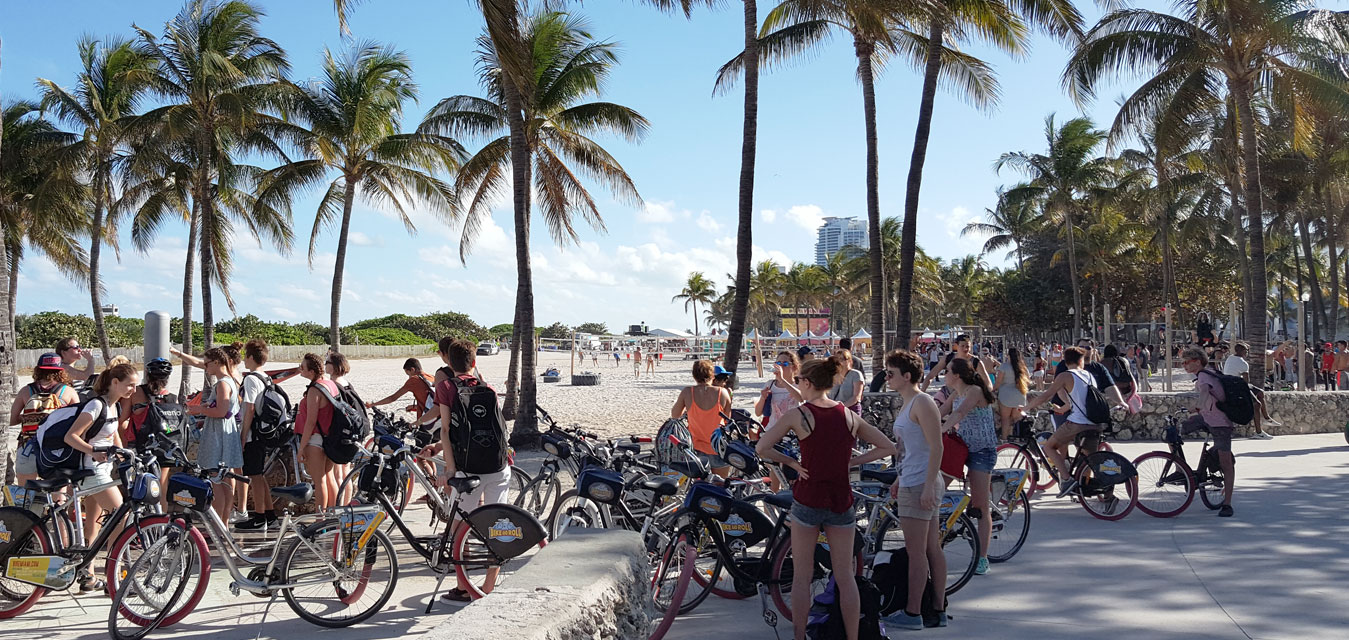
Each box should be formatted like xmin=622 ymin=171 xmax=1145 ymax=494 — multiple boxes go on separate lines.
xmin=666 ymin=432 xmax=1349 ymax=640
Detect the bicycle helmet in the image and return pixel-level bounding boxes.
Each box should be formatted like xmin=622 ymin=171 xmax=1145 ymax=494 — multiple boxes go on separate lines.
xmin=146 ymin=357 xmax=173 ymax=378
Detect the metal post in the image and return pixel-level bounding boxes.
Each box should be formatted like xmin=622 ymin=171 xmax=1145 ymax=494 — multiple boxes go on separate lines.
xmin=1104 ymin=303 xmax=1111 ymax=349
xmin=1091 ymin=292 xmax=1097 ymax=341
xmin=754 ymin=333 xmax=764 ymax=378
xmin=1297 ymin=297 xmax=1306 ymax=390
xmin=1228 ymin=300 xmax=1239 ymax=342
xmin=570 ymin=330 xmax=577 ymax=377
xmin=1165 ymin=306 xmax=1173 ymax=392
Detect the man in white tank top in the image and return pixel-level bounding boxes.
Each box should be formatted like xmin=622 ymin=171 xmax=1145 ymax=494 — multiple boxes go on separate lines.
xmin=1024 ymin=346 xmax=1102 ymax=497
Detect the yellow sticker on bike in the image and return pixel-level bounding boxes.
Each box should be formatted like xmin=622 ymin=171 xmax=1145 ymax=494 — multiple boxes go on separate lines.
xmin=5 ymin=555 xmax=66 ymax=588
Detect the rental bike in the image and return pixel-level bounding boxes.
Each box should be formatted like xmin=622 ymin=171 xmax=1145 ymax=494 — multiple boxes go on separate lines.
xmin=1130 ymin=412 xmax=1231 ymax=517
xmin=993 ymin=412 xmax=1138 ymax=520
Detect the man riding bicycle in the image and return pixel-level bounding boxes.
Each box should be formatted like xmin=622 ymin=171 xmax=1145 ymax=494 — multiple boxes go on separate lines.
xmin=1024 ymin=345 xmax=1123 ymax=497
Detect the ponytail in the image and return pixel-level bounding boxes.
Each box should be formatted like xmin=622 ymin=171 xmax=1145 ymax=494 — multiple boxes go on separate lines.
xmin=951 ymin=358 xmax=995 ymax=404
xmin=799 ymin=355 xmax=843 ymax=390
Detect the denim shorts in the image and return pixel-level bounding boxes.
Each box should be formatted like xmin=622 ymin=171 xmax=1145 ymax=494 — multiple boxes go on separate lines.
xmin=965 ymin=447 xmax=997 ymax=474
xmin=790 ymin=501 xmax=856 ymax=528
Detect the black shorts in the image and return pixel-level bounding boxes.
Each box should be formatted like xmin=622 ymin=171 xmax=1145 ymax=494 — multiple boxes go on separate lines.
xmin=242 ymin=440 xmax=274 ymax=476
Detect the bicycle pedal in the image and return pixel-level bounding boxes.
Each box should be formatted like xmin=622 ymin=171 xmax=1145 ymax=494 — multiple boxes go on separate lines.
xmin=228 ymin=582 xmax=242 ymax=596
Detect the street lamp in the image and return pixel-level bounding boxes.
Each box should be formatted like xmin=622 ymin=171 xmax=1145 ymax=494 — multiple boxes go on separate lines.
xmin=1297 ymin=292 xmax=1310 ymax=390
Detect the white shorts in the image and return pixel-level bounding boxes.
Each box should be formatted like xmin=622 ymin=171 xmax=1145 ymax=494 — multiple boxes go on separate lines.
xmin=449 ymin=467 xmax=511 ymax=510
xmin=308 ymin=433 xmax=323 ymax=448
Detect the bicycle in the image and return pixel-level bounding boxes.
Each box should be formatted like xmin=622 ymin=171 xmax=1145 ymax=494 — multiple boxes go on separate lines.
xmin=853 ymin=468 xmax=981 ymax=595
xmin=1130 ymin=412 xmax=1231 ymax=517
xmin=993 ymin=412 xmax=1139 ymax=521
xmin=0 ymin=446 xmax=166 ymax=619
xmin=107 ymin=443 xmax=398 ymax=629
xmin=107 ymin=522 xmax=196 ymax=640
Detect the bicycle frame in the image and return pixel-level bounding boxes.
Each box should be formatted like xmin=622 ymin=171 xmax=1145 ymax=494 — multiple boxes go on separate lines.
xmin=674 ymin=506 xmax=790 ymax=589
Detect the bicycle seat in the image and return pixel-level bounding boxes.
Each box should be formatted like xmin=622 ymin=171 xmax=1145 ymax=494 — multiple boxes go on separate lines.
xmin=860 ymin=468 xmax=898 ymax=485
xmin=665 ymin=461 xmax=707 ymax=481
xmin=745 ymin=491 xmax=794 ymax=511
xmin=270 ymin=482 xmax=314 ymax=504
xmin=638 ymin=475 xmax=679 ymax=498
xmin=447 ymin=476 xmax=481 ymax=495
xmin=25 ymin=468 xmax=95 ymax=493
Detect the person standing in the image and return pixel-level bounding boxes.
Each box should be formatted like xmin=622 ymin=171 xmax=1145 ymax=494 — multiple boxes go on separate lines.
xmin=237 ymin=340 xmax=282 ymax=531
xmin=185 ymin=348 xmax=244 ymax=524
xmin=878 ymin=349 xmax=947 ymax=629
xmin=828 ymin=349 xmax=865 ymax=413
xmin=295 ymin=353 xmax=339 ymax=509
xmin=940 ymin=358 xmax=998 ymax=576
xmin=994 ymin=348 xmax=1029 ymax=438
xmin=755 ymin=356 xmax=896 ymax=640
xmin=10 ymin=353 xmax=80 ymax=485
xmin=54 ymin=337 xmax=96 ymax=391
xmin=671 ymin=360 xmax=733 ymax=477
xmin=756 ymin=351 xmax=802 ymax=430
xmin=634 ymin=347 xmax=643 ymax=379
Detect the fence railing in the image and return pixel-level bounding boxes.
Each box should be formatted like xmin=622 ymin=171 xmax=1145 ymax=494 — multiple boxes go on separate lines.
xmin=14 ymin=344 xmax=435 ymax=369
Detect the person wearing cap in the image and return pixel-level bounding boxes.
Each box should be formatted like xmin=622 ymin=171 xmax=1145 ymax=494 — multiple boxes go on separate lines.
xmin=10 ymin=353 xmax=81 ymax=484
xmin=712 ymin=364 xmax=734 ymax=389
xmin=797 ymin=345 xmax=815 ymax=362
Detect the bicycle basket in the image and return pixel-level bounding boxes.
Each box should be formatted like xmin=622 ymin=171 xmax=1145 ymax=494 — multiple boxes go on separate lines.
xmin=723 ymin=441 xmax=760 ymax=476
xmin=463 ymin=503 xmax=547 ymax=560
xmin=684 ymin=482 xmax=733 ymax=521
xmin=578 ymin=468 xmax=625 ymax=506
xmin=167 ymin=473 xmax=213 ymax=512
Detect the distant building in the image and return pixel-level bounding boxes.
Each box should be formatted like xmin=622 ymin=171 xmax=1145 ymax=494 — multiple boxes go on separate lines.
xmin=100 ymin=304 xmax=119 ymax=317
xmin=814 ymin=217 xmax=868 ymax=266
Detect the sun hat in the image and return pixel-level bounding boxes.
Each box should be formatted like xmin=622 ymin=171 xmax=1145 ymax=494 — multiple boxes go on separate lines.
xmin=36 ymin=353 xmax=63 ymax=370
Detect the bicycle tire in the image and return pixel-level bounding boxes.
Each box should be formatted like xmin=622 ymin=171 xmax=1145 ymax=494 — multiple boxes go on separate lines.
xmin=514 ymin=469 xmax=560 ymax=521
xmin=651 ymin=527 xmax=706 ymax=616
xmin=1199 ymin=470 xmax=1228 ymax=510
xmin=870 ymin=513 xmax=974 ymax=596
xmin=995 ymin=443 xmax=1042 ymax=499
xmin=105 ymin=515 xmax=211 ymax=628
xmin=452 ymin=506 xmax=549 ymax=599
xmin=987 ymin=492 xmax=1030 ymax=563
xmin=108 ymin=523 xmax=195 ymax=640
xmin=1131 ymin=451 xmax=1195 ymax=518
xmin=1075 ymin=457 xmax=1138 ymax=521
xmin=769 ymin=529 xmax=864 ymax=622
xmin=279 ymin=518 xmax=399 ymax=628
xmin=647 ymin=534 xmax=696 ymax=640
xmin=546 ymin=489 xmax=610 ymax=539
xmin=0 ymin=507 xmax=51 ymax=619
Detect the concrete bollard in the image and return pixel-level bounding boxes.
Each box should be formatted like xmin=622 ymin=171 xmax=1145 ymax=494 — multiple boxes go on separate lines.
xmin=144 ymin=311 xmax=171 ymax=362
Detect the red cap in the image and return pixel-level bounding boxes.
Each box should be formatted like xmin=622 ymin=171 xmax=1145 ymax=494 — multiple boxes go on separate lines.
xmin=36 ymin=353 xmax=63 ymax=370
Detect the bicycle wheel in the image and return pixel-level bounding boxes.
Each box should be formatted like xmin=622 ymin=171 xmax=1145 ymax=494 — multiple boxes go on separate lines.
xmin=651 ymin=527 xmax=710 ymax=614
xmin=769 ymin=530 xmax=863 ymax=622
xmin=108 ymin=524 xmax=195 ymax=640
xmin=106 ymin=515 xmax=211 ymax=628
xmin=686 ymin=521 xmax=745 ymax=602
xmin=1198 ymin=467 xmax=1228 ymax=510
xmin=871 ymin=513 xmax=974 ymax=596
xmin=1131 ymin=452 xmax=1195 ymax=518
xmin=986 ymin=492 xmax=1030 ymax=563
xmin=1075 ymin=459 xmax=1138 ymax=521
xmin=648 ymin=534 xmax=696 ymax=640
xmin=546 ymin=490 xmax=609 ymax=539
xmin=0 ymin=507 xmax=51 ymax=618
xmin=279 ymin=518 xmax=399 ymax=628
xmin=995 ymin=444 xmax=1041 ymax=499
xmin=337 ymin=463 xmax=412 ymax=518
xmin=514 ymin=470 xmax=560 ymax=521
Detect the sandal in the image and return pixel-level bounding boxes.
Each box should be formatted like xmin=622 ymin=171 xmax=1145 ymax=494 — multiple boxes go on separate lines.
xmin=77 ymin=574 xmax=107 ymax=595
xmin=440 ymin=588 xmax=472 ymax=603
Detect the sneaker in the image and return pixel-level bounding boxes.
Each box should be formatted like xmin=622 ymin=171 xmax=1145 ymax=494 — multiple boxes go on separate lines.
xmin=974 ymin=557 xmax=989 ymax=575
xmin=1101 ymin=496 xmax=1120 ymax=515
xmin=881 ymin=610 xmax=924 ymax=631
xmin=1055 ymin=478 xmax=1080 ymax=498
xmin=235 ymin=514 xmax=276 ymax=532
xmin=1252 ymin=431 xmax=1274 ymax=440
xmin=230 ymin=510 xmax=250 ymax=524
xmin=924 ymin=610 xmax=949 ymax=628
xmin=1218 ymin=504 xmax=1234 ymax=517
xmin=1262 ymin=418 xmax=1282 ymax=427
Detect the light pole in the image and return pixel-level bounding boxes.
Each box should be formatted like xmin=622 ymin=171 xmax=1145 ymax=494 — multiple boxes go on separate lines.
xmin=1297 ymin=292 xmax=1310 ymax=390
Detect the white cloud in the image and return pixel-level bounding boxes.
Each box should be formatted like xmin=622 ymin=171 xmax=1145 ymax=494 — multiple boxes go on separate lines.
xmin=638 ymin=201 xmax=677 ymax=223
xmin=348 ymin=232 xmax=382 ymax=247
xmin=935 ymin=206 xmax=976 ymax=240
xmin=271 ymin=307 xmax=298 ymax=319
xmin=278 ymin=284 xmax=320 ymax=302
xmin=761 ymin=209 xmax=777 ymax=223
xmin=695 ymin=212 xmax=722 ymax=233
xmin=785 ymin=205 xmax=825 ymax=232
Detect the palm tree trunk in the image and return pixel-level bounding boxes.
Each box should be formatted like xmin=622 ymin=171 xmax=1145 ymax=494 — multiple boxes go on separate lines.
xmin=1231 ymin=79 xmax=1269 ymax=383
xmin=1161 ymin=202 xmax=1177 ymax=318
xmin=503 ymin=77 xmax=539 ymax=446
xmin=200 ymin=198 xmax=214 ymax=353
xmin=898 ymin=18 xmax=945 ymax=357
xmin=1294 ymin=204 xmax=1324 ymax=343
xmin=180 ymin=200 xmax=199 ymax=398
xmin=1324 ymin=195 xmax=1339 ymax=337
xmin=692 ymin=300 xmax=700 ymax=337
xmin=1228 ymin=185 xmax=1249 ymax=327
xmin=0 ymin=39 xmax=16 ymax=485
xmin=329 ymin=179 xmax=357 ymax=350
xmin=502 ymin=305 xmax=522 ymax=421
xmin=1065 ymin=208 xmax=1083 ymax=338
xmin=1278 ymin=272 xmax=1288 ymax=339
xmin=90 ymin=172 xmax=112 ymax=362
xmin=856 ymin=38 xmax=883 ymax=368
xmin=723 ymin=0 xmax=759 ymax=374
xmin=7 ymin=251 xmax=17 ymax=332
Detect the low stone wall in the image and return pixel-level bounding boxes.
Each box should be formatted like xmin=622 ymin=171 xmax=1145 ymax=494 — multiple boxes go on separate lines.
xmin=417 ymin=529 xmax=652 ymax=640
xmin=860 ymin=390 xmax=1349 ymax=441
xmin=14 ymin=343 xmax=434 ymax=369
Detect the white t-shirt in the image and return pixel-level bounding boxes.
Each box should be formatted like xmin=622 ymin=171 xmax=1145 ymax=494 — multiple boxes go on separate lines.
xmin=241 ymin=371 xmax=266 ymax=443
xmin=79 ymin=397 xmax=121 ymax=468
xmin=1222 ymin=355 xmax=1249 ymax=377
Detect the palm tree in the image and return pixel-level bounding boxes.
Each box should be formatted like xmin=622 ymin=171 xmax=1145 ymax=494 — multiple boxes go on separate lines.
xmin=419 ymin=11 xmax=646 ymax=444
xmin=941 ymin=255 xmax=989 ymax=324
xmin=996 ymin=115 xmax=1112 ymax=338
xmin=38 ymin=36 xmax=155 ymax=362
xmin=673 ymin=272 xmax=717 ymax=337
xmin=725 ymin=0 xmax=1000 ymax=368
xmin=0 ymin=101 xmax=88 ymax=328
xmin=0 ymin=36 xmax=13 ymax=483
xmin=134 ymin=0 xmax=291 ymax=356
xmin=962 ymin=186 xmax=1041 ymax=269
xmin=255 ymin=44 xmax=462 ymax=349
xmin=1063 ymin=0 xmax=1349 ymax=383
xmin=817 ymin=246 xmax=859 ymax=337
xmin=895 ymin=0 xmax=1082 ymax=350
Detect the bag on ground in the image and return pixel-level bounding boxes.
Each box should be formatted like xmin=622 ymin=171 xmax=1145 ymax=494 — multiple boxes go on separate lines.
xmin=1198 ymin=369 xmax=1256 ymax=425
xmin=35 ymin=398 xmax=106 ymax=478
xmin=442 ymin=370 xmax=508 ymax=474
xmin=870 ymin=549 xmax=942 ymax=624
xmin=244 ymin=372 xmax=293 ymax=444
xmin=805 ymin=573 xmax=887 ymax=640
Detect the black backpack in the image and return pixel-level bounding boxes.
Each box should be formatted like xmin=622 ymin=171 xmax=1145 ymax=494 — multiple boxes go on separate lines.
xmin=244 ymin=372 xmax=292 ymax=444
xmin=441 ymin=367 xmax=508 ymax=474
xmin=806 ymin=573 xmax=886 ymax=640
xmin=1069 ymin=369 xmax=1113 ymax=425
xmin=1198 ymin=369 xmax=1256 ymax=425
xmin=132 ymin=385 xmax=189 ymax=452
xmin=870 ymin=549 xmax=942 ymax=622
xmin=1106 ymin=356 xmax=1135 ymax=397
xmin=35 ymin=397 xmax=107 ymax=478
xmin=311 ymin=381 xmax=371 ymax=464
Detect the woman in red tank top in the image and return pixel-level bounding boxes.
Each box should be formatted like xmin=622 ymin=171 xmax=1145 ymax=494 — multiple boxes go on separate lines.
xmin=296 ymin=353 xmax=339 ymax=509
xmin=757 ymin=356 xmax=896 ymax=640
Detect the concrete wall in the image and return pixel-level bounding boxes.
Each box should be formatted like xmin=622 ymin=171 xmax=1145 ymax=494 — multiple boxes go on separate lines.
xmin=418 ymin=529 xmax=652 ymax=640
xmin=860 ymin=390 xmax=1349 ymax=441
xmin=14 ymin=344 xmax=434 ymax=369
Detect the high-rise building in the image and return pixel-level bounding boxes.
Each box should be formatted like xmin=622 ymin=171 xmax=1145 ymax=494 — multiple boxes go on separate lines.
xmin=814 ymin=216 xmax=868 ymax=265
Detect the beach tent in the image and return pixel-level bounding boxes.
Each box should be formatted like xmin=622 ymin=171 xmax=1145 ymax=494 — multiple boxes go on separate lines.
xmin=776 ymin=329 xmax=796 ymax=342
xmin=851 ymin=328 xmax=873 ymax=352
xmin=649 ymin=328 xmax=692 ymax=338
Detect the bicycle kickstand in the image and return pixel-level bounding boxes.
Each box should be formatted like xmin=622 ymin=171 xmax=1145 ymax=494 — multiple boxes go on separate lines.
xmin=254 ymin=593 xmax=280 ymax=640
xmin=758 ymin=584 xmax=782 ymax=640
xmin=425 ymin=538 xmax=450 ymax=614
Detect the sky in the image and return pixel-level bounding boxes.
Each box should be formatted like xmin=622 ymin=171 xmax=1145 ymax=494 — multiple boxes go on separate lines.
xmin=1 ymin=0 xmax=1158 ymax=334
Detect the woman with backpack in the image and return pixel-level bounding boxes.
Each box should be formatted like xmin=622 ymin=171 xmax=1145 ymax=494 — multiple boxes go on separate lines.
xmin=185 ymin=348 xmax=244 ymax=523
xmin=755 ymin=355 xmax=896 ymax=640
xmin=121 ymin=357 xmax=180 ymax=510
xmin=296 ymin=353 xmax=340 ymax=509
xmin=1103 ymin=344 xmax=1139 ymax=412
xmin=9 ymin=353 xmax=80 ymax=485
xmin=64 ymin=362 xmax=140 ymax=592
xmin=670 ymin=360 xmax=733 ymax=478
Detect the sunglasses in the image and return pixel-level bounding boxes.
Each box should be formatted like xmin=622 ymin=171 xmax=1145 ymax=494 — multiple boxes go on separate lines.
xmin=793 ymin=376 xmax=803 ymax=383
xmin=774 ymin=361 xmax=792 ymax=367
xmin=63 ymin=345 xmax=80 ymax=352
